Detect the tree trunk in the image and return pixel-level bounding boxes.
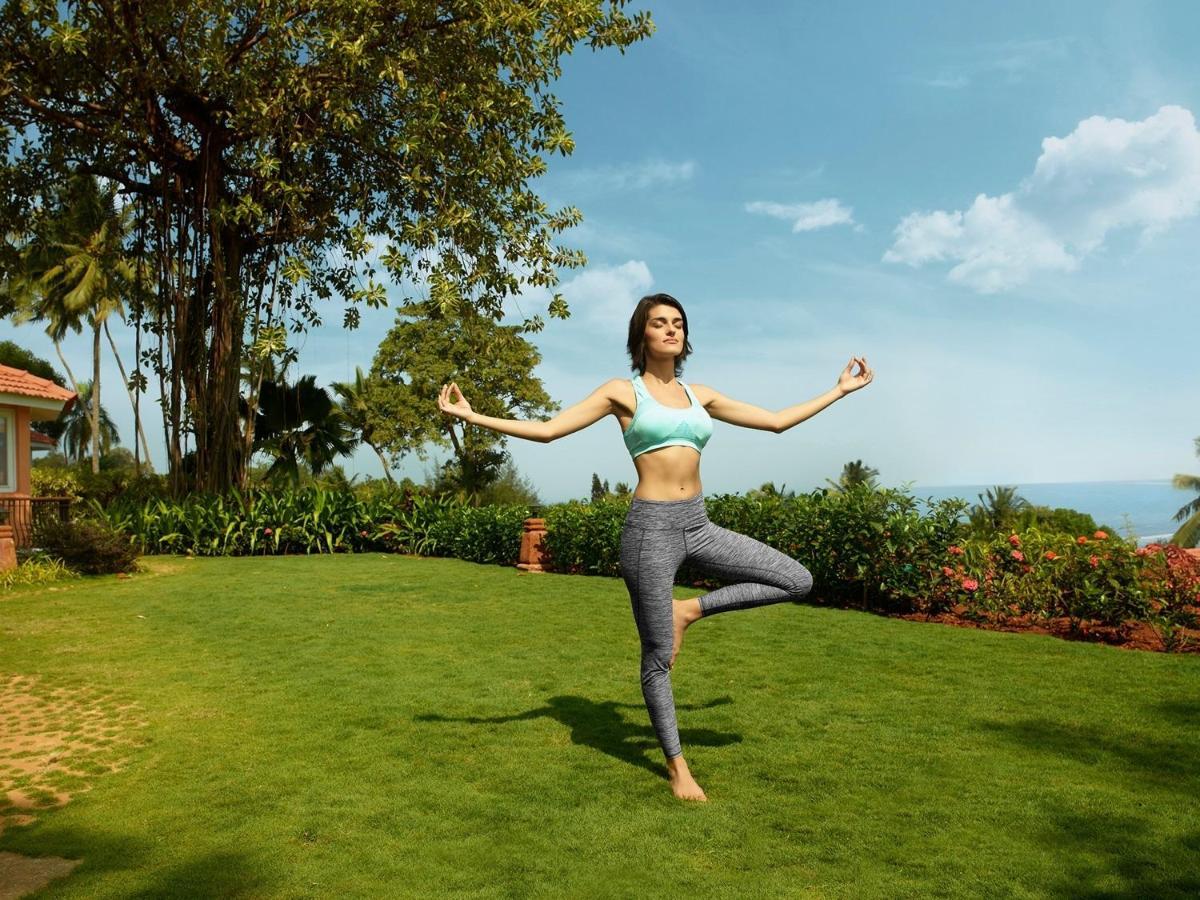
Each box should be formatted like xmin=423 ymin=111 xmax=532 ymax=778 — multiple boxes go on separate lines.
xmin=104 ymin=319 xmax=153 ymax=473
xmin=91 ymin=321 xmax=101 ymax=473
xmin=367 ymin=441 xmax=397 ymax=485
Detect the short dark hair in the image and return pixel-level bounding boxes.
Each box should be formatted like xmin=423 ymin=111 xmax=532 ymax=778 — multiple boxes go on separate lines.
xmin=627 ymin=293 xmax=693 ymax=376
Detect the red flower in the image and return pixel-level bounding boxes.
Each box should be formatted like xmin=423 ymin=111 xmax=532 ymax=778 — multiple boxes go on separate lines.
xmin=360 ymin=530 xmax=368 ymax=537
xmin=263 ymin=527 xmax=272 ymax=535
xmin=1044 ymin=550 xmax=1058 ymax=560
xmin=941 ymin=566 xmax=955 ymax=577
xmin=1089 ymin=555 xmax=1100 ymax=568
xmin=1011 ymin=550 xmax=1025 ymax=562
xmin=1022 ymin=564 xmax=1032 ymax=574
xmin=1076 ymin=536 xmax=1088 ymax=545
xmin=1094 ymin=530 xmax=1108 ymax=540
xmin=948 ymin=545 xmax=964 ymax=556
xmin=1008 ymin=534 xmax=1022 ymax=547
xmin=961 ymin=578 xmax=979 ymax=592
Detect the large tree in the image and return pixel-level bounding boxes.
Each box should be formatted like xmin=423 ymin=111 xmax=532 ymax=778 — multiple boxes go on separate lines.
xmin=0 ymin=0 xmax=653 ymax=494
xmin=369 ymin=299 xmax=557 ymax=500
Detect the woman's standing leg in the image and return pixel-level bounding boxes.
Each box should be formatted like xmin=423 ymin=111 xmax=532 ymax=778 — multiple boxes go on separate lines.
xmin=619 ymin=496 xmax=710 ymax=801
xmin=619 ymin=520 xmax=688 ymax=758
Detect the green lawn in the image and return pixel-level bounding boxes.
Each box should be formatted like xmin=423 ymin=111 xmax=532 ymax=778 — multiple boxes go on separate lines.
xmin=1 ymin=554 xmax=1198 ymax=899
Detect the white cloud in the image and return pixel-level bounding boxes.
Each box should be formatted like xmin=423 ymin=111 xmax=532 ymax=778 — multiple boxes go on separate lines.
xmin=562 ymin=260 xmax=654 ymax=326
xmin=745 ymin=198 xmax=857 ymax=232
xmin=884 ymin=105 xmax=1200 ymax=292
xmin=566 ymin=159 xmax=697 ymax=192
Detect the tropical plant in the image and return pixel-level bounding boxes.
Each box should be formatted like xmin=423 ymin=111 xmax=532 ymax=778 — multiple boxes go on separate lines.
xmin=1169 ymin=436 xmax=1200 ymax=548
xmin=331 ymin=366 xmax=396 ymax=485
xmin=8 ymin=174 xmax=153 ymax=472
xmin=825 ymin=459 xmax=880 ymax=492
xmin=967 ymin=485 xmax=1033 ymax=535
xmin=247 ymin=374 xmax=359 ymax=486
xmin=56 ymin=380 xmax=120 ymax=465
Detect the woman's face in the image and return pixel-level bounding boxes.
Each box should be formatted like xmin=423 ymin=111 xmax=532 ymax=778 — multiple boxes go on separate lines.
xmin=644 ymin=304 xmax=684 ymax=357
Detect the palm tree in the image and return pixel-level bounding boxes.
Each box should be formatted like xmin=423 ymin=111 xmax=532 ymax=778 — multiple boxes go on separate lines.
xmin=1170 ymin=436 xmax=1200 ymax=547
xmin=331 ymin=366 xmax=397 ymax=485
xmin=247 ymin=374 xmax=360 ymax=486
xmin=968 ymin=485 xmax=1032 ymax=534
xmin=825 ymin=459 xmax=880 ymax=492
xmin=58 ymin=380 xmax=120 ymax=464
xmin=11 ymin=175 xmax=152 ymax=473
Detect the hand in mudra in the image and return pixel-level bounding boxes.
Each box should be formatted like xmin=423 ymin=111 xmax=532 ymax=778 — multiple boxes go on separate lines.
xmin=837 ymin=356 xmax=874 ymax=395
xmin=438 ymin=382 xmax=474 ymax=423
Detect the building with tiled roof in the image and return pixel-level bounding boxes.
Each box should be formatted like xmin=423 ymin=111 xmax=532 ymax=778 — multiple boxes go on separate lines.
xmin=0 ymin=363 xmax=78 ymax=548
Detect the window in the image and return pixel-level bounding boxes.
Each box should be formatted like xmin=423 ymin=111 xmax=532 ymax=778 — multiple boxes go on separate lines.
xmin=0 ymin=410 xmax=9 ymax=490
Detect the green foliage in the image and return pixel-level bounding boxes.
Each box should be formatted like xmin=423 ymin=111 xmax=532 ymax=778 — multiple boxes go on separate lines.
xmin=541 ymin=496 xmax=629 ymax=576
xmin=428 ymin=504 xmax=530 ymax=565
xmin=369 ymin=299 xmax=558 ymax=497
xmin=0 ymin=550 xmax=80 ymax=590
xmin=35 ymin=517 xmax=141 ymax=575
xmin=0 ymin=0 xmax=654 ymax=493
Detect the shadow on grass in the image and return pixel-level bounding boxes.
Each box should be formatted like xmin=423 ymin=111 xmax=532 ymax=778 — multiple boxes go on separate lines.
xmin=0 ymin=826 xmax=268 ymax=899
xmin=416 ymin=694 xmax=741 ymax=777
xmin=977 ymin=711 xmax=1200 ymax=898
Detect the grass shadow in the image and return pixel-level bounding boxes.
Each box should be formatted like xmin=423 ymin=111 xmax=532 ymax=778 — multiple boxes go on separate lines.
xmin=416 ymin=694 xmax=741 ymax=777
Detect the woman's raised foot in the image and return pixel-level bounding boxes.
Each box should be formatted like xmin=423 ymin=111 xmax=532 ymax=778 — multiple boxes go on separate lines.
xmin=670 ymin=596 xmax=703 ymax=670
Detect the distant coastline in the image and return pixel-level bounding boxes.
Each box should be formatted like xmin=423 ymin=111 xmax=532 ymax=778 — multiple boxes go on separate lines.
xmin=906 ymin=479 xmax=1186 ymax=545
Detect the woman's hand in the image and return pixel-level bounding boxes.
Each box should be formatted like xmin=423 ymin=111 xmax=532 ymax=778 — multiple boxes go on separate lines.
xmin=837 ymin=356 xmax=874 ymax=396
xmin=438 ymin=382 xmax=475 ymax=424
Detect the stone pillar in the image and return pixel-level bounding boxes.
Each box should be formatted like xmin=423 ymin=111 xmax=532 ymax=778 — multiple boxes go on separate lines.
xmin=516 ymin=517 xmax=547 ymax=573
xmin=0 ymin=524 xmax=16 ymax=572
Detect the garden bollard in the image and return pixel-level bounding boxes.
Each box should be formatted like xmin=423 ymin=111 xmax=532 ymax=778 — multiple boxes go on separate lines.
xmin=0 ymin=524 xmax=15 ymax=572
xmin=516 ymin=517 xmax=547 ymax=573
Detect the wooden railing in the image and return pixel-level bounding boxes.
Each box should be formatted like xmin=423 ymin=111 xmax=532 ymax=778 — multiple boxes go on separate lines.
xmin=0 ymin=496 xmax=74 ymax=548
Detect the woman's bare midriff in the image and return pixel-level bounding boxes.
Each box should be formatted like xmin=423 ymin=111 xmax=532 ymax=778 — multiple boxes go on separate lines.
xmin=614 ymin=379 xmax=705 ymax=501
xmin=631 ymin=446 xmax=703 ymax=500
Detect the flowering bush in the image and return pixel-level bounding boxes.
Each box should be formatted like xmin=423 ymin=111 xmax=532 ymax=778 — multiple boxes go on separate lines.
xmin=925 ymin=526 xmax=1200 ymax=645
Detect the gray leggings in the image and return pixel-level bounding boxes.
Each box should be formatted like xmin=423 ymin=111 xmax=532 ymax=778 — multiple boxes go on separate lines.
xmin=619 ymin=493 xmax=814 ymax=759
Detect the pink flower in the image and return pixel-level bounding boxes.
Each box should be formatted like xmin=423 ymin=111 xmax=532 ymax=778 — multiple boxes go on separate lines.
xmin=1094 ymin=530 xmax=1108 ymax=540
xmin=1076 ymin=536 xmax=1088 ymax=545
xmin=1022 ymin=564 xmax=1032 ymax=574
xmin=1008 ymin=534 xmax=1022 ymax=547
xmin=961 ymin=578 xmax=979 ymax=592
xmin=941 ymin=566 xmax=954 ymax=577
xmin=948 ymin=545 xmax=964 ymax=556
xmin=360 ymin=530 xmax=368 ymax=537
xmin=263 ymin=527 xmax=272 ymax=535
xmin=1044 ymin=550 xmax=1058 ymax=561
xmin=1089 ymin=555 xmax=1099 ymax=568
xmin=1011 ymin=550 xmax=1025 ymax=562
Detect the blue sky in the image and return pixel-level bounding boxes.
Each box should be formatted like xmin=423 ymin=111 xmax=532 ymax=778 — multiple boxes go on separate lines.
xmin=5 ymin=0 xmax=1200 ymax=503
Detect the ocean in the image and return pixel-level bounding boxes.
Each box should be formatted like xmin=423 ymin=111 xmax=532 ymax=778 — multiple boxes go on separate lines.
xmin=905 ymin=479 xmax=1192 ymax=546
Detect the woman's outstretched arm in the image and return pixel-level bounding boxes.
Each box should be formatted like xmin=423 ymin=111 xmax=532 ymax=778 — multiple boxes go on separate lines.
xmin=438 ymin=380 xmax=624 ymax=443
xmin=694 ymin=356 xmax=874 ymax=434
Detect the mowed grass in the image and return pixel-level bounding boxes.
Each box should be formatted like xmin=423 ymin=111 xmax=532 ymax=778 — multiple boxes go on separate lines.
xmin=0 ymin=553 xmax=1198 ymax=899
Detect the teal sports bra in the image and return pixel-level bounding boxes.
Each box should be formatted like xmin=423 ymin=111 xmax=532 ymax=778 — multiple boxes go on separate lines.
xmin=622 ymin=373 xmax=714 ymax=459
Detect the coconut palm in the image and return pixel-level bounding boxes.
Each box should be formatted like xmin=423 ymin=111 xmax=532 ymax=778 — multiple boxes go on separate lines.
xmin=331 ymin=366 xmax=397 ymax=485
xmin=825 ymin=459 xmax=880 ymax=492
xmin=968 ymin=485 xmax=1032 ymax=534
xmin=11 ymin=174 xmax=152 ymax=473
xmin=58 ymin=380 xmax=120 ymax=464
xmin=247 ymin=374 xmax=360 ymax=486
xmin=1170 ymin=436 xmax=1200 ymax=548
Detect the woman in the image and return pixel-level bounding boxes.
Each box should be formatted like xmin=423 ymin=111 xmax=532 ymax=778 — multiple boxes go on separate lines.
xmin=437 ymin=292 xmax=874 ymax=801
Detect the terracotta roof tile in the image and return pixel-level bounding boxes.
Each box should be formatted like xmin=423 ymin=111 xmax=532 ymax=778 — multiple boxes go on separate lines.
xmin=0 ymin=363 xmax=77 ymax=411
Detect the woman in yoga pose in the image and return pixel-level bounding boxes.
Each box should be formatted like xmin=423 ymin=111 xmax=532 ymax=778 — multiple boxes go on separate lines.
xmin=437 ymin=292 xmax=874 ymax=801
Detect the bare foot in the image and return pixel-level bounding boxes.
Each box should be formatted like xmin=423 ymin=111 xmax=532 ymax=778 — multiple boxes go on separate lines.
xmin=670 ymin=597 xmax=703 ymax=670
xmin=666 ymin=755 xmax=708 ymax=802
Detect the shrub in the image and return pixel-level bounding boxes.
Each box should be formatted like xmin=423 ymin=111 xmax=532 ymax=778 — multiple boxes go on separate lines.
xmin=541 ymin=497 xmax=628 ymax=576
xmin=0 ymin=551 xmax=80 ymax=590
xmin=35 ymin=518 xmax=141 ymax=575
